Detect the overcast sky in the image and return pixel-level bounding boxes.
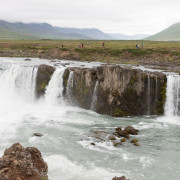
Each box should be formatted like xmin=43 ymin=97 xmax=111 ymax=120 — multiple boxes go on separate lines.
xmin=0 ymin=0 xmax=180 ymax=35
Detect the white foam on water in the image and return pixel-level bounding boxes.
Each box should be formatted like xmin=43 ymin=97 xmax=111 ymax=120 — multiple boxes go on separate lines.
xmin=45 ymin=154 xmax=125 ymax=180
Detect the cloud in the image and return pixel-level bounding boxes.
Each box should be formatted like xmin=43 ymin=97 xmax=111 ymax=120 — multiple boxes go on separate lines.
xmin=0 ymin=0 xmax=180 ymax=34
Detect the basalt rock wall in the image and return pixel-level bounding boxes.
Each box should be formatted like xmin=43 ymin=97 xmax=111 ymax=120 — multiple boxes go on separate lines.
xmin=36 ymin=64 xmax=55 ymax=98
xmin=63 ymin=67 xmax=97 ymax=109
xmin=64 ymin=65 xmax=167 ymax=117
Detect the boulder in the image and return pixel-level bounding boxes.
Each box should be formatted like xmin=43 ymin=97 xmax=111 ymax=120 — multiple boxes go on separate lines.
xmin=33 ymin=133 xmax=44 ymax=137
xmin=112 ymin=176 xmax=130 ymax=180
xmin=124 ymin=126 xmax=139 ymax=135
xmin=0 ymin=143 xmax=48 ymax=180
xmin=117 ymin=130 xmax=130 ymax=139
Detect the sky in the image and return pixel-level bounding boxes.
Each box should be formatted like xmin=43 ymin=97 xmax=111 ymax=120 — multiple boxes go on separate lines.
xmin=0 ymin=0 xmax=180 ymax=35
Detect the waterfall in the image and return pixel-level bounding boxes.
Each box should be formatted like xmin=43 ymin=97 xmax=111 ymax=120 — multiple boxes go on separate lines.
xmin=147 ymin=75 xmax=151 ymax=115
xmin=155 ymin=76 xmax=158 ymax=103
xmin=165 ymin=74 xmax=180 ymax=116
xmin=91 ymin=81 xmax=99 ymax=111
xmin=45 ymin=67 xmax=65 ymax=105
xmin=0 ymin=64 xmax=38 ymax=101
xmin=66 ymin=71 xmax=74 ymax=103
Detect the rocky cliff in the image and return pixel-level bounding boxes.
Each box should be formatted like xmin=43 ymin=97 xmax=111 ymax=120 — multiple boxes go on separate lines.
xmin=0 ymin=143 xmax=48 ymax=180
xmin=63 ymin=65 xmax=167 ymax=117
xmin=36 ymin=64 xmax=55 ymax=98
xmin=35 ymin=64 xmax=167 ymax=117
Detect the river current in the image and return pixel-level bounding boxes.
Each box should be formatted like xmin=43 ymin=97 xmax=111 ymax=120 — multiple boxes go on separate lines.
xmin=0 ymin=57 xmax=179 ymax=180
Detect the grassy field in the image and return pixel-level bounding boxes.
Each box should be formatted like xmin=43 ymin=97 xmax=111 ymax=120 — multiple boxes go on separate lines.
xmin=0 ymin=39 xmax=180 ymax=66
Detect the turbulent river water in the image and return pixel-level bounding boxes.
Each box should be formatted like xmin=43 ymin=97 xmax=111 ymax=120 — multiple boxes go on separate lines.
xmin=0 ymin=57 xmax=179 ymax=180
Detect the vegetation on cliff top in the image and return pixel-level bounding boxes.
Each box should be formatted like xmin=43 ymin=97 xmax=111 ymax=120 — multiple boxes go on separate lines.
xmin=0 ymin=40 xmax=180 ymax=67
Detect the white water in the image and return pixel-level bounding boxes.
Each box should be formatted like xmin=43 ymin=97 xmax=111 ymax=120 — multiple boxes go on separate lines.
xmin=165 ymin=74 xmax=180 ymax=116
xmin=0 ymin=58 xmax=180 ymax=180
xmin=45 ymin=67 xmax=65 ymax=105
xmin=0 ymin=64 xmax=38 ymax=102
xmin=91 ymin=81 xmax=99 ymax=111
xmin=66 ymin=71 xmax=74 ymax=103
xmin=147 ymin=75 xmax=151 ymax=115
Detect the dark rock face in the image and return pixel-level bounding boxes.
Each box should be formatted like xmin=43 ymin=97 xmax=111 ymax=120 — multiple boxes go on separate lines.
xmin=36 ymin=64 xmax=55 ymax=98
xmin=0 ymin=143 xmax=48 ymax=180
xmin=64 ymin=67 xmax=97 ymax=109
xmin=112 ymin=176 xmax=130 ymax=180
xmin=96 ymin=65 xmax=166 ymax=116
xmin=63 ymin=65 xmax=167 ymax=117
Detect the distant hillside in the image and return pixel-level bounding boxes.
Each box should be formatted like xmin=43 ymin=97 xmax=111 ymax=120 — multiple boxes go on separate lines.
xmin=109 ymin=33 xmax=149 ymax=40
xmin=0 ymin=20 xmax=112 ymax=40
xmin=145 ymin=23 xmax=180 ymax=41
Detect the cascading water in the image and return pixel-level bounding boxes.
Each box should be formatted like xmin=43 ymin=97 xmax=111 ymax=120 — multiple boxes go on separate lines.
xmin=66 ymin=71 xmax=74 ymax=103
xmin=0 ymin=64 xmax=38 ymax=102
xmin=164 ymin=74 xmax=180 ymax=116
xmin=45 ymin=67 xmax=65 ymax=105
xmin=147 ymin=75 xmax=151 ymax=115
xmin=91 ymin=81 xmax=99 ymax=111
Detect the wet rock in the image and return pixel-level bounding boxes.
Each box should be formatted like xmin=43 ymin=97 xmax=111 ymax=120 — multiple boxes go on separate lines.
xmin=0 ymin=143 xmax=48 ymax=180
xmin=124 ymin=126 xmax=139 ymax=135
xmin=36 ymin=64 xmax=55 ymax=98
xmin=24 ymin=58 xmax=31 ymax=61
xmin=131 ymin=139 xmax=139 ymax=144
xmin=91 ymin=131 xmax=107 ymax=142
xmin=116 ymin=130 xmax=130 ymax=139
xmin=112 ymin=176 xmax=130 ymax=180
xmin=33 ymin=133 xmax=44 ymax=137
xmin=91 ymin=142 xmax=96 ymax=146
xmin=115 ymin=127 xmax=122 ymax=132
xmin=121 ymin=138 xmax=126 ymax=142
xmin=113 ymin=142 xmax=123 ymax=147
xmin=108 ymin=135 xmax=116 ymax=141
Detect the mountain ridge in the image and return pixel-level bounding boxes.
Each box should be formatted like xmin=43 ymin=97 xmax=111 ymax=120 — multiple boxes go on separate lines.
xmin=145 ymin=23 xmax=180 ymax=41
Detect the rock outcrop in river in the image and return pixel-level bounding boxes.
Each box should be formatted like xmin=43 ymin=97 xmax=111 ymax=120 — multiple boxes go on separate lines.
xmin=64 ymin=65 xmax=167 ymax=116
xmin=36 ymin=64 xmax=167 ymax=117
xmin=0 ymin=143 xmax=48 ymax=180
xmin=36 ymin=64 xmax=55 ymax=98
xmin=112 ymin=176 xmax=130 ymax=180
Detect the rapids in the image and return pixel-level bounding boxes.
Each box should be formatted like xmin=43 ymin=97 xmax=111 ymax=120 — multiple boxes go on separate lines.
xmin=0 ymin=57 xmax=179 ymax=180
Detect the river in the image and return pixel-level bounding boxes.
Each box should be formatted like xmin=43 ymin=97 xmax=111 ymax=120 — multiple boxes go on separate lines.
xmin=0 ymin=57 xmax=179 ymax=180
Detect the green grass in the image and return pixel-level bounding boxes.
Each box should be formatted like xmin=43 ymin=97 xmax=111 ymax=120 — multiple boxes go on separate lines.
xmin=0 ymin=39 xmax=180 ymax=65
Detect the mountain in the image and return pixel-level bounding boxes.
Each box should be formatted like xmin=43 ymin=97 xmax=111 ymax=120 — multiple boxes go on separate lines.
xmin=109 ymin=33 xmax=149 ymax=40
xmin=0 ymin=20 xmax=112 ymax=40
xmin=145 ymin=23 xmax=180 ymax=41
